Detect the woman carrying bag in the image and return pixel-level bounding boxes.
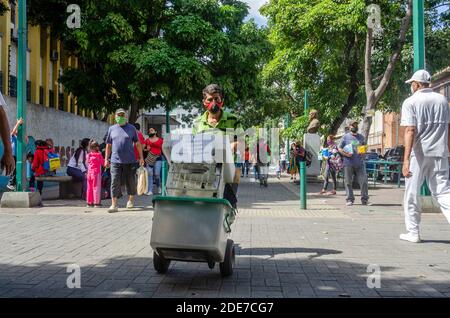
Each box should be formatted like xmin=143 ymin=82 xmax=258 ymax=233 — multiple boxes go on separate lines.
xmin=144 ymin=127 xmax=164 ymax=196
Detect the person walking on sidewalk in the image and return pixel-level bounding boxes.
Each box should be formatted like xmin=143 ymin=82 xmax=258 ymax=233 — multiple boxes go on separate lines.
xmin=86 ymin=140 xmax=104 ymax=208
xmin=105 ymin=108 xmax=144 ymax=213
xmin=192 ymin=83 xmax=243 ymax=210
xmin=338 ymin=121 xmax=369 ymax=206
xmin=400 ymin=70 xmax=450 ymax=243
xmin=320 ymin=135 xmax=342 ymax=195
xmin=144 ymin=127 xmax=164 ymax=195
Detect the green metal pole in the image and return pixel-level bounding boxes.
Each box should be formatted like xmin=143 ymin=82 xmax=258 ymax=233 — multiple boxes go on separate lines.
xmin=161 ymin=161 xmax=167 ymax=196
xmin=413 ymin=0 xmax=425 ymax=71
xmin=304 ymin=90 xmax=309 ymax=114
xmin=165 ymin=107 xmax=170 ymax=134
xmin=300 ymin=90 xmax=309 ymax=210
xmin=300 ymin=161 xmax=307 ymax=210
xmin=16 ymin=0 xmax=27 ymax=192
xmin=413 ymin=0 xmax=430 ymax=196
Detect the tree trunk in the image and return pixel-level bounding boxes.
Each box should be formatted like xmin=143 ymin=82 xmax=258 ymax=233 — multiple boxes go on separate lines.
xmin=329 ymin=34 xmax=360 ymax=136
xmin=128 ymin=99 xmax=139 ymax=124
xmin=361 ymin=115 xmax=372 ymax=143
xmin=360 ymin=0 xmax=413 ymax=143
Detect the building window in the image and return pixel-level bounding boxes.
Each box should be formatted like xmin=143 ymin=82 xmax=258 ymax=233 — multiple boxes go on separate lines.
xmin=39 ymin=86 xmax=43 ymax=105
xmin=49 ymin=90 xmax=54 ymax=108
xmin=26 ymin=80 xmax=31 ymax=102
xmin=9 ymin=75 xmax=17 ymax=97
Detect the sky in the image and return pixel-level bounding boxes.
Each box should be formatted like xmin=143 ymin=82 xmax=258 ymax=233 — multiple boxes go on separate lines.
xmin=243 ymin=0 xmax=268 ymax=26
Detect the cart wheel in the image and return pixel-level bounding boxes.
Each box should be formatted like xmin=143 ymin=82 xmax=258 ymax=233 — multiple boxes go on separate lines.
xmin=220 ymin=239 xmax=235 ymax=277
xmin=207 ymin=260 xmax=215 ymax=269
xmin=153 ymin=251 xmax=171 ymax=274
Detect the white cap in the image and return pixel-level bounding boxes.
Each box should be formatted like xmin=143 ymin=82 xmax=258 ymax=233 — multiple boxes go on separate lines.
xmin=405 ymin=69 xmax=431 ymax=84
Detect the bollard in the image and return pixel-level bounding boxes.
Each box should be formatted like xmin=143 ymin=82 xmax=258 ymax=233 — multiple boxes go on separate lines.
xmin=300 ymin=161 xmax=307 ymax=210
xmin=161 ymin=161 xmax=168 ymax=196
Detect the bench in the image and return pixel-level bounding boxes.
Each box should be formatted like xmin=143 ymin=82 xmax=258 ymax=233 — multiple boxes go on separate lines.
xmin=35 ymin=175 xmax=83 ymax=199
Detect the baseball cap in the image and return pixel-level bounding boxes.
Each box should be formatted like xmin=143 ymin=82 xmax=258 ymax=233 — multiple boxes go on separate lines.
xmin=405 ymin=70 xmax=431 ymax=84
xmin=115 ymin=108 xmax=126 ymax=115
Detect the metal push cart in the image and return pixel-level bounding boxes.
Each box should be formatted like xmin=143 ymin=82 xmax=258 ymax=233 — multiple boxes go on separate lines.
xmin=150 ymin=134 xmax=237 ymax=276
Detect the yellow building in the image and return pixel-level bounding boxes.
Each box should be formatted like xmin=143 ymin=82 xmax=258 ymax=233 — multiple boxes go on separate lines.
xmin=0 ymin=0 xmax=113 ymax=122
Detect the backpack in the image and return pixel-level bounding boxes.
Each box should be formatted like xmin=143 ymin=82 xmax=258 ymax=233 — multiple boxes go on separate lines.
xmin=43 ymin=151 xmax=61 ymax=172
xmin=329 ymin=150 xmax=344 ymax=171
xmin=304 ymin=150 xmax=313 ymax=167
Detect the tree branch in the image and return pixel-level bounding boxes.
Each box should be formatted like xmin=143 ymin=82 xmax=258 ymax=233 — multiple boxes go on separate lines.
xmin=373 ymin=0 xmax=413 ymax=102
xmin=365 ymin=27 xmax=374 ymax=99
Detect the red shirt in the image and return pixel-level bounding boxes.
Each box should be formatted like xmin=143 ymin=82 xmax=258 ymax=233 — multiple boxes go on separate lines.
xmin=134 ymin=131 xmax=146 ymax=160
xmin=145 ymin=137 xmax=164 ymax=156
xmin=32 ymin=146 xmax=50 ymax=176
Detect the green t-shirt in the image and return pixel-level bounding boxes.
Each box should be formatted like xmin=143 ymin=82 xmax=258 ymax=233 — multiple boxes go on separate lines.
xmin=192 ymin=110 xmax=243 ymax=136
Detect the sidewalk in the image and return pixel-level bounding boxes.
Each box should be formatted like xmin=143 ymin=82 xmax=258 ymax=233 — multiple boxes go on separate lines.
xmin=0 ymin=174 xmax=449 ymax=298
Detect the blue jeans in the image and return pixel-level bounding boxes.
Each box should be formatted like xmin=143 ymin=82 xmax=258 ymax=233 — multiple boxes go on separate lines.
xmin=253 ymin=164 xmax=260 ymax=180
xmin=147 ymin=160 xmax=162 ymax=193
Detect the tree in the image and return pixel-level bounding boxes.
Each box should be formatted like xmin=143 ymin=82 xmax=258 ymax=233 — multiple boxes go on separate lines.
xmin=361 ymin=0 xmax=412 ymax=140
xmin=262 ymin=0 xmax=449 ymax=141
xmin=27 ymin=0 xmax=271 ymax=123
xmin=261 ymin=0 xmax=367 ymax=137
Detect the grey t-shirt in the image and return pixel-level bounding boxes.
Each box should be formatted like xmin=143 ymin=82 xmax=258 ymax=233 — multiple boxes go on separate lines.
xmin=400 ymin=88 xmax=449 ymax=158
xmin=339 ymin=133 xmax=366 ymax=167
xmin=106 ymin=123 xmax=138 ymax=164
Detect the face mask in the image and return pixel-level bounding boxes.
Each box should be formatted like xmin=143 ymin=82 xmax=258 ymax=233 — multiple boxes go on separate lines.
xmin=149 ymin=133 xmax=156 ymax=137
xmin=115 ymin=116 xmax=126 ymax=125
xmin=204 ymin=100 xmax=224 ymax=114
xmin=350 ymin=127 xmax=358 ymax=133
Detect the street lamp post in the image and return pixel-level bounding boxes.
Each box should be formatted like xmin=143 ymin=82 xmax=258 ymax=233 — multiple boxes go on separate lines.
xmin=16 ymin=0 xmax=27 ymax=192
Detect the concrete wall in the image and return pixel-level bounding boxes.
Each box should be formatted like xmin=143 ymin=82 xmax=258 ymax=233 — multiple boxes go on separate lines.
xmin=3 ymin=96 xmax=110 ymax=167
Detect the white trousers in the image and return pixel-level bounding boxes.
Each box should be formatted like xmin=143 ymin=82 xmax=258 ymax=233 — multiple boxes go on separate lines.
xmin=404 ymin=155 xmax=450 ymax=234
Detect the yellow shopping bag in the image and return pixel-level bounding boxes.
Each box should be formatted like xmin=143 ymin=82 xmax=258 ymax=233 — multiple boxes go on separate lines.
xmin=357 ymin=145 xmax=367 ymax=155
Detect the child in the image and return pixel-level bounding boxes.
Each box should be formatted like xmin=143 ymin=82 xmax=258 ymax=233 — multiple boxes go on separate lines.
xmin=26 ymin=153 xmax=35 ymax=192
xmin=86 ymin=140 xmax=104 ymax=207
xmin=32 ymin=140 xmax=52 ymax=195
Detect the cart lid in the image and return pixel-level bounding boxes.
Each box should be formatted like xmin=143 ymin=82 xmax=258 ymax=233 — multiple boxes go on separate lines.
xmin=153 ymin=195 xmax=232 ymax=208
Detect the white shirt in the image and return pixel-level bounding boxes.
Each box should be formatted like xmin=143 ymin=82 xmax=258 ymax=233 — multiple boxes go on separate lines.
xmin=68 ymin=149 xmax=87 ymax=172
xmin=400 ymin=88 xmax=449 ymax=157
xmin=280 ymin=153 xmax=286 ymax=161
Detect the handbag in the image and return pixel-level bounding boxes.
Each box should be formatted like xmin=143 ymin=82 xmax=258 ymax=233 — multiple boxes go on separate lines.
xmin=145 ymin=151 xmax=159 ymax=166
xmin=136 ymin=166 xmax=148 ymax=196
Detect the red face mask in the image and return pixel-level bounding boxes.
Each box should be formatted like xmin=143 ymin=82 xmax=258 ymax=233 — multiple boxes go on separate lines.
xmin=204 ymin=99 xmax=224 ymax=114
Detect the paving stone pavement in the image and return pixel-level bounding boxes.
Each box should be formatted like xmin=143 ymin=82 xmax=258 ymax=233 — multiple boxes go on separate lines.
xmin=0 ymin=173 xmax=450 ymax=298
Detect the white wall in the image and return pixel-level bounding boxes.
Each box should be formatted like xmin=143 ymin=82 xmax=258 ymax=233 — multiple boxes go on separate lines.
xmin=3 ymin=95 xmax=110 ymax=166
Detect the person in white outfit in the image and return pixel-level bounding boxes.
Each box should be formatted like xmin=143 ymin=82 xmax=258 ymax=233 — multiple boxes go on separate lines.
xmin=400 ymin=69 xmax=450 ymax=243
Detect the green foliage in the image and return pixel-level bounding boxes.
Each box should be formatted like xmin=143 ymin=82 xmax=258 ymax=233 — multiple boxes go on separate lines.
xmin=282 ymin=115 xmax=309 ymax=141
xmin=262 ymin=0 xmax=449 ymax=133
xmin=26 ymin=0 xmax=270 ymax=120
